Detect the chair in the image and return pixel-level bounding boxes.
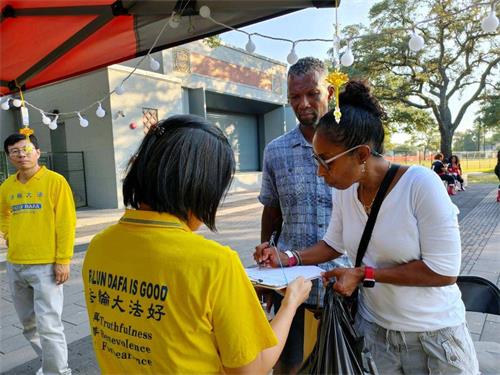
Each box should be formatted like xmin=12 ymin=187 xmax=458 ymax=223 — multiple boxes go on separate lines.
xmin=457 ymin=276 xmax=500 ymax=315
xmin=457 ymin=276 xmax=500 ymax=374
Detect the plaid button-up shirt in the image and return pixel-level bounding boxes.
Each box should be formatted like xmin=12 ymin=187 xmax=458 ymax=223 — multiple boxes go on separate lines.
xmin=259 ymin=126 xmax=351 ymax=307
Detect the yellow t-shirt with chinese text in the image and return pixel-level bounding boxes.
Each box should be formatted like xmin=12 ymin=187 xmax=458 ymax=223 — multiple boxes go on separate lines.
xmin=0 ymin=166 xmax=75 ymax=264
xmin=82 ymin=209 xmax=277 ymax=374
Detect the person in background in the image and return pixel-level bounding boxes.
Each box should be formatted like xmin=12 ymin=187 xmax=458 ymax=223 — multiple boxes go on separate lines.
xmin=256 ymin=80 xmax=479 ymax=374
xmin=258 ymin=57 xmax=351 ymax=374
xmin=0 ymin=133 xmax=75 ymax=375
xmin=448 ymin=155 xmax=465 ymax=191
xmin=82 ymin=114 xmax=312 ymax=374
xmin=495 ymin=150 xmax=500 ymax=202
xmin=431 ymin=152 xmax=456 ymax=195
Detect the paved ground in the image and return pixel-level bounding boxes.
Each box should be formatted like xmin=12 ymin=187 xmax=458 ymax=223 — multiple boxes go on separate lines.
xmin=1 ymin=185 xmax=499 ymax=374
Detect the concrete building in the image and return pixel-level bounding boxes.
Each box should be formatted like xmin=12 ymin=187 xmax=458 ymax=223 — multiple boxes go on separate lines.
xmin=0 ymin=41 xmax=297 ymax=208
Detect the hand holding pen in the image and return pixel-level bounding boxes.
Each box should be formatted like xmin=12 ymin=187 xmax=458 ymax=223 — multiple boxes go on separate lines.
xmin=253 ymin=231 xmax=288 ymax=268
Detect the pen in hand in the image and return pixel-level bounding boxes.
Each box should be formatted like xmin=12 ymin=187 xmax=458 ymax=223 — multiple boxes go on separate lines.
xmin=268 ymin=230 xmax=288 ymax=284
xmin=256 ymin=230 xmax=278 ymax=268
xmin=268 ymin=231 xmax=277 ymax=248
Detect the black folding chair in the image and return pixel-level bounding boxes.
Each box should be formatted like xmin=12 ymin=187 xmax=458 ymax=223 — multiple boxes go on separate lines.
xmin=456 ymin=276 xmax=500 ymax=315
xmin=457 ymin=276 xmax=500 ymax=374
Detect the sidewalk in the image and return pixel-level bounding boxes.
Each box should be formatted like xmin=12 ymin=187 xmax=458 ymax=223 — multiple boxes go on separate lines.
xmin=1 ymin=185 xmax=499 ymax=374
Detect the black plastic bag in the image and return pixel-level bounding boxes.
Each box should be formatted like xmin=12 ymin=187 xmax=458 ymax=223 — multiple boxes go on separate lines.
xmin=299 ymin=283 xmax=378 ymax=375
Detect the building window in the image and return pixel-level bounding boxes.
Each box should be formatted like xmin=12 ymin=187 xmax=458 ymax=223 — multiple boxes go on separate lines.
xmin=142 ymin=107 xmax=158 ymax=134
xmin=173 ymin=48 xmax=191 ymax=73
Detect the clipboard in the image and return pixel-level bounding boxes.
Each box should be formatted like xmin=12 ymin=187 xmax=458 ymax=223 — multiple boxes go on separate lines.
xmin=245 ymin=265 xmax=324 ymax=290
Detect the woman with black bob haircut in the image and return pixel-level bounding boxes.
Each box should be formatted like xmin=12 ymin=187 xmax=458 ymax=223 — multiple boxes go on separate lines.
xmin=122 ymin=114 xmax=234 ymax=231
xmin=256 ymin=81 xmax=478 ymax=374
xmin=83 ymin=114 xmax=311 ymax=374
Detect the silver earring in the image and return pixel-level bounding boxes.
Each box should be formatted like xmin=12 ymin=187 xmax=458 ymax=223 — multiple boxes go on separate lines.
xmin=361 ymin=161 xmax=366 ymax=173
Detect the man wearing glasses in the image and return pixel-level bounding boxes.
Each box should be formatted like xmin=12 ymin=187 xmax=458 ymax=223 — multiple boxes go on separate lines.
xmin=0 ymin=133 xmax=75 ymax=375
xmin=257 ymin=57 xmax=351 ymax=374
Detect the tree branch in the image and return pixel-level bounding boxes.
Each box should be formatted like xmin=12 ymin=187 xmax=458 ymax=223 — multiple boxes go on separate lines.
xmin=446 ymin=46 xmax=474 ymax=100
xmin=396 ymin=98 xmax=431 ymax=109
xmin=452 ymin=55 xmax=500 ymax=129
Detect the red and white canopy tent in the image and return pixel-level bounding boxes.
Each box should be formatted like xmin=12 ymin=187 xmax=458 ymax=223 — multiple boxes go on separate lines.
xmin=0 ymin=0 xmax=338 ymax=96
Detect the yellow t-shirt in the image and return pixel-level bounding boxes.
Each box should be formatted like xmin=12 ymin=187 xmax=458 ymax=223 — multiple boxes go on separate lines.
xmin=82 ymin=209 xmax=277 ymax=374
xmin=0 ymin=166 xmax=76 ymax=264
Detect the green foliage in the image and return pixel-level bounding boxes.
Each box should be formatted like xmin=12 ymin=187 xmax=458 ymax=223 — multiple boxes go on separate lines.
xmin=331 ymin=0 xmax=499 ymax=157
xmin=203 ymin=36 xmax=222 ymax=48
xmin=454 ymin=126 xmax=500 ymax=152
xmin=409 ymin=127 xmax=440 ymax=153
xmin=388 ymin=104 xmax=435 ymax=134
xmin=392 ymin=142 xmax=416 ymax=152
xmin=453 ymin=129 xmax=479 ymax=151
xmin=476 ymin=92 xmax=500 ymax=131
xmin=490 ymin=131 xmax=500 ymax=144
xmin=383 ymin=130 xmax=395 ymax=151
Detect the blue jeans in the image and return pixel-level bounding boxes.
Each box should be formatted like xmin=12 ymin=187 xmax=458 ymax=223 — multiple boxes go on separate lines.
xmin=7 ymin=263 xmax=71 ymax=375
xmin=355 ymin=314 xmax=479 ymax=374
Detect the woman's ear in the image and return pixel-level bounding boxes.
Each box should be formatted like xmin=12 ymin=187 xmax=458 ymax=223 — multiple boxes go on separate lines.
xmin=327 ymin=85 xmax=335 ymax=102
xmin=356 ymin=145 xmax=371 ymax=164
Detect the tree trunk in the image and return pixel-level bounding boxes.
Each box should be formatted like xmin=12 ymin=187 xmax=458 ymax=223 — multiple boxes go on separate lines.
xmin=439 ymin=126 xmax=453 ymax=159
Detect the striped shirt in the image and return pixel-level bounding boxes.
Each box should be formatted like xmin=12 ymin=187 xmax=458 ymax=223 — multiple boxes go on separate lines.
xmin=259 ymin=126 xmax=351 ymax=307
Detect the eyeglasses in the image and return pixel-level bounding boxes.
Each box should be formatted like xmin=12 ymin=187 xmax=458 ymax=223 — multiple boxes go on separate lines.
xmin=8 ymin=148 xmax=32 ymax=156
xmin=312 ymin=145 xmax=369 ymax=170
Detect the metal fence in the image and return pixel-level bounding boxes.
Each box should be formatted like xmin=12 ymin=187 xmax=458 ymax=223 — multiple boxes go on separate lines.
xmin=0 ymin=151 xmax=87 ymax=208
xmin=386 ymin=150 xmax=497 ymax=171
xmin=0 ymin=152 xmax=8 ymax=183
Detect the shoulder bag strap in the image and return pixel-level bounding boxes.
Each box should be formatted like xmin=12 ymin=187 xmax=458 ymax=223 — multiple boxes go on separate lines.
xmin=355 ymin=164 xmax=400 ymax=267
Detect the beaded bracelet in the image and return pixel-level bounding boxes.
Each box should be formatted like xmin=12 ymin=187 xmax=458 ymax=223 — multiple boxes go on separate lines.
xmin=291 ymin=250 xmax=303 ymax=266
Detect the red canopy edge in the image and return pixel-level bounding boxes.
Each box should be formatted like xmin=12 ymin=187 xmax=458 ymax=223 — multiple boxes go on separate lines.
xmin=0 ymin=0 xmax=338 ymax=95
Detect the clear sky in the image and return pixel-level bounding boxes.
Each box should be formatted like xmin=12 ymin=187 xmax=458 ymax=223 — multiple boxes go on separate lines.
xmin=220 ymin=0 xmax=376 ymax=64
xmin=219 ymin=0 xmax=478 ymax=140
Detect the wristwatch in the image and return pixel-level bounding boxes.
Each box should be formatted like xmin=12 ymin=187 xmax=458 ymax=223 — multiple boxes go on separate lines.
xmin=284 ymin=250 xmax=298 ymax=267
xmin=363 ymin=266 xmax=375 ymax=288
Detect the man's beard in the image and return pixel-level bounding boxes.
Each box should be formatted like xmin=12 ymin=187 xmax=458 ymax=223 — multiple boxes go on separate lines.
xmin=299 ymin=114 xmax=319 ymax=127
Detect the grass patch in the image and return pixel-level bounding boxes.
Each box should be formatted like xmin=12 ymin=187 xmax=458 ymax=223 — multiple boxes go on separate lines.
xmin=467 ymin=173 xmax=499 ymax=185
xmin=397 ymin=159 xmax=496 ymax=174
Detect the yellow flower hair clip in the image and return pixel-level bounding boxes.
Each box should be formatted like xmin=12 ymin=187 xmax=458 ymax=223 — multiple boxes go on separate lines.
xmin=19 ymin=127 xmax=34 ymax=154
xmin=325 ymin=69 xmax=349 ymax=123
xmin=19 ymin=127 xmax=33 ymax=137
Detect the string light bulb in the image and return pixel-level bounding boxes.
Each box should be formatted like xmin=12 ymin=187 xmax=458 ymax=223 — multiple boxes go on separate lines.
xmin=169 ymin=12 xmax=180 ymax=28
xmin=49 ymin=115 xmax=59 ymax=130
xmin=287 ymin=44 xmax=298 ymax=65
xmin=96 ymin=103 xmax=106 ymax=118
xmin=12 ymin=98 xmax=22 ymax=107
xmin=78 ymin=112 xmax=89 ymax=127
xmin=9 ymin=2 xmax=495 ymax=130
xmin=340 ymin=42 xmax=354 ymax=67
xmin=408 ymin=30 xmax=425 ymax=52
xmin=199 ymin=5 xmax=211 ymax=18
xmin=149 ymin=56 xmax=160 ymax=71
xmin=40 ymin=111 xmax=51 ymax=125
xmin=115 ymin=84 xmax=125 ymax=95
xmin=1 ymin=99 xmax=9 ymax=110
xmin=481 ymin=10 xmax=499 ymax=33
xmin=245 ymin=35 xmax=256 ymax=54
